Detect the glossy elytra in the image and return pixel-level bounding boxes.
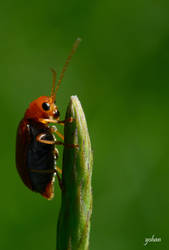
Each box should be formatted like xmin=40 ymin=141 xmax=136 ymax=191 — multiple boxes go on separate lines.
xmin=16 ymin=39 xmax=81 ymax=200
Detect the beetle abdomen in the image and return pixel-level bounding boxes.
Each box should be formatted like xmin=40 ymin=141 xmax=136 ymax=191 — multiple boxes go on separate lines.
xmin=27 ymin=121 xmax=55 ymax=194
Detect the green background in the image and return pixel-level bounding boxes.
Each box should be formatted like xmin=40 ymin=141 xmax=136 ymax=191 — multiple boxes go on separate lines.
xmin=1 ymin=1 xmax=169 ymax=250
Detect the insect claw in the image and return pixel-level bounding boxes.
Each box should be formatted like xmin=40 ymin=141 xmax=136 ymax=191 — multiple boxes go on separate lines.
xmin=68 ymin=117 xmax=73 ymax=123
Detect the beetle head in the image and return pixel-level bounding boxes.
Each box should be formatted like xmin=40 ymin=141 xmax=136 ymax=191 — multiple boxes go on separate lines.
xmin=24 ymin=96 xmax=60 ymax=122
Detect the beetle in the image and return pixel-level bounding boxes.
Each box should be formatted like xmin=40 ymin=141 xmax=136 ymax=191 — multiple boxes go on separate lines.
xmin=16 ymin=38 xmax=81 ymax=200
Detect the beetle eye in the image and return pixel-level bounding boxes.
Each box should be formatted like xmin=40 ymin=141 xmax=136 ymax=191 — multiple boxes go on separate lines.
xmin=42 ymin=102 xmax=50 ymax=111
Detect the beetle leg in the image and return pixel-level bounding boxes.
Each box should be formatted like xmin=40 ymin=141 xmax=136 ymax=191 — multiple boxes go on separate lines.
xmin=57 ymin=117 xmax=74 ymax=125
xmin=54 ymin=165 xmax=62 ymax=189
xmin=55 ymin=130 xmax=64 ymax=140
xmin=50 ymin=126 xmax=64 ymax=140
xmin=55 ymin=169 xmax=63 ymax=190
xmin=55 ymin=141 xmax=79 ymax=148
xmin=38 ymin=118 xmax=58 ymax=124
xmin=36 ymin=133 xmax=55 ymax=145
xmin=30 ymin=166 xmax=62 ymax=175
xmin=39 ymin=117 xmax=74 ymax=125
xmin=55 ymin=166 xmax=62 ymax=175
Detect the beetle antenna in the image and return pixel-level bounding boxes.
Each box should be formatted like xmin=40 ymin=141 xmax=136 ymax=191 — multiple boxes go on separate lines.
xmin=50 ymin=68 xmax=57 ymax=101
xmin=54 ymin=38 xmax=81 ymax=100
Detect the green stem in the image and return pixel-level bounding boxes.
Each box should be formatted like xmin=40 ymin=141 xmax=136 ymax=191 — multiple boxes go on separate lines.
xmin=57 ymin=96 xmax=93 ymax=250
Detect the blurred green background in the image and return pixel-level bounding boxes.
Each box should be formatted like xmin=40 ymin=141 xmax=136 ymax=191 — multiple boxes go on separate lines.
xmin=1 ymin=1 xmax=169 ymax=250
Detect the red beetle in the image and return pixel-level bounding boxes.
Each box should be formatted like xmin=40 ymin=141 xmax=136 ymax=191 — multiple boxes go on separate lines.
xmin=16 ymin=39 xmax=80 ymax=200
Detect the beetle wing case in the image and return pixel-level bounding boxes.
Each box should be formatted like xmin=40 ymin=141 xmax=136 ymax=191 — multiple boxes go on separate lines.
xmin=16 ymin=119 xmax=55 ymax=199
xmin=16 ymin=119 xmax=32 ymax=189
